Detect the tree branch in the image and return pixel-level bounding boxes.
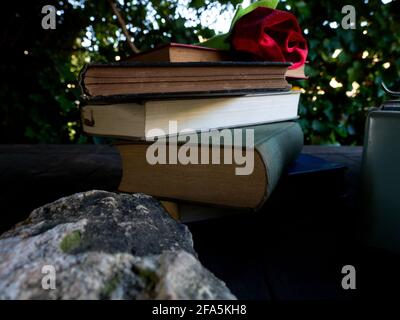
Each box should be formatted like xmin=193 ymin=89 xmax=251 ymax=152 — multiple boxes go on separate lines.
xmin=107 ymin=0 xmax=140 ymax=54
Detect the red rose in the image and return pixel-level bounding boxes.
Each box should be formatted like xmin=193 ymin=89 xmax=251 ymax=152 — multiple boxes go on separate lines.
xmin=231 ymin=7 xmax=308 ymax=69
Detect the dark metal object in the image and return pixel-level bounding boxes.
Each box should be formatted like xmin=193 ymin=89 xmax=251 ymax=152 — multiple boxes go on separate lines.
xmin=362 ymin=84 xmax=400 ymax=253
xmin=382 ymin=82 xmax=400 ymax=97
xmin=381 ymin=82 xmax=400 ymax=110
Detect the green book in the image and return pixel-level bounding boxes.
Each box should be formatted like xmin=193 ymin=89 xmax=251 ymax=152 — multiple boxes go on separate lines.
xmin=117 ymin=121 xmax=303 ymax=210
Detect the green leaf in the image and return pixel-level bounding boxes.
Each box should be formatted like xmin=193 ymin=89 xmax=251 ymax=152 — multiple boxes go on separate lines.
xmin=198 ymin=0 xmax=279 ymax=49
xmin=230 ymin=0 xmax=279 ymax=29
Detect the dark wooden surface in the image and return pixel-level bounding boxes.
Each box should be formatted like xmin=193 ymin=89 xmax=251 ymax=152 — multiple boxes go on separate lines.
xmin=0 ymin=144 xmax=122 ymax=232
xmin=0 ymin=145 xmax=360 ymax=233
xmin=0 ymin=145 xmax=398 ymax=299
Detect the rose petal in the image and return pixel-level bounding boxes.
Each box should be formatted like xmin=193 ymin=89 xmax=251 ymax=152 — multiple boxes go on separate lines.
xmin=231 ymin=7 xmax=308 ymax=69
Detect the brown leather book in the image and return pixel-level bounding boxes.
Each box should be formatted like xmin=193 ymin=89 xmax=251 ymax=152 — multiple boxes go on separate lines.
xmin=126 ymin=43 xmax=231 ymax=63
xmin=80 ymin=61 xmax=291 ymax=100
xmin=285 ymin=63 xmax=307 ymax=79
xmin=125 ymin=43 xmax=306 ymax=79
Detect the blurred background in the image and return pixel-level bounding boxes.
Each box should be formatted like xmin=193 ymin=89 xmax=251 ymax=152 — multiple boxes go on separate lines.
xmin=1 ymin=0 xmax=399 ymax=145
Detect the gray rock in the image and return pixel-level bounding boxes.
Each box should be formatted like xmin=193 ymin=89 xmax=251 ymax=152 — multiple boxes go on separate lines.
xmin=2 ymin=190 xmax=195 ymax=256
xmin=134 ymin=250 xmax=236 ymax=300
xmin=0 ymin=190 xmax=235 ymax=300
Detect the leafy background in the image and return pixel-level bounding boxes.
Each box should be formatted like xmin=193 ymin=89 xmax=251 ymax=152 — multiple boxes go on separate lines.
xmin=1 ymin=0 xmax=399 ymax=145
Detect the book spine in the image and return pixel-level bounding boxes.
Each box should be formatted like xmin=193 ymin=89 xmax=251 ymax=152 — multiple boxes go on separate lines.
xmin=255 ymin=122 xmax=304 ymax=209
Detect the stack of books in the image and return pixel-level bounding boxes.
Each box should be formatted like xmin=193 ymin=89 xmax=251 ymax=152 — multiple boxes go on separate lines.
xmin=79 ymin=43 xmax=305 ymax=221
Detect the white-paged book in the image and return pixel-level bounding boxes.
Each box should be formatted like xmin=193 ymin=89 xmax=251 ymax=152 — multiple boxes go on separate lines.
xmin=81 ymin=90 xmax=300 ymax=140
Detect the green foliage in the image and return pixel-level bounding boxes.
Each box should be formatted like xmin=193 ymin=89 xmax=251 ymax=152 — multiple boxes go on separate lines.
xmin=284 ymin=0 xmax=400 ymax=145
xmin=1 ymin=0 xmax=399 ymax=144
xmin=1 ymin=0 xmax=221 ymax=143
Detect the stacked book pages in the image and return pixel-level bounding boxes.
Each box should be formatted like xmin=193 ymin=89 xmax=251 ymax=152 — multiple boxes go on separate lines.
xmin=79 ymin=43 xmax=305 ymax=221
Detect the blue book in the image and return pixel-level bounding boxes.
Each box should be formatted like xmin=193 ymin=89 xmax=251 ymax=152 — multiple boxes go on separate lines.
xmin=286 ymin=154 xmax=346 ymax=176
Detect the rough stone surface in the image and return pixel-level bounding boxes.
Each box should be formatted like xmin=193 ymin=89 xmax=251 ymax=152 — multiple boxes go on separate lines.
xmin=0 ymin=190 xmax=235 ymax=300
